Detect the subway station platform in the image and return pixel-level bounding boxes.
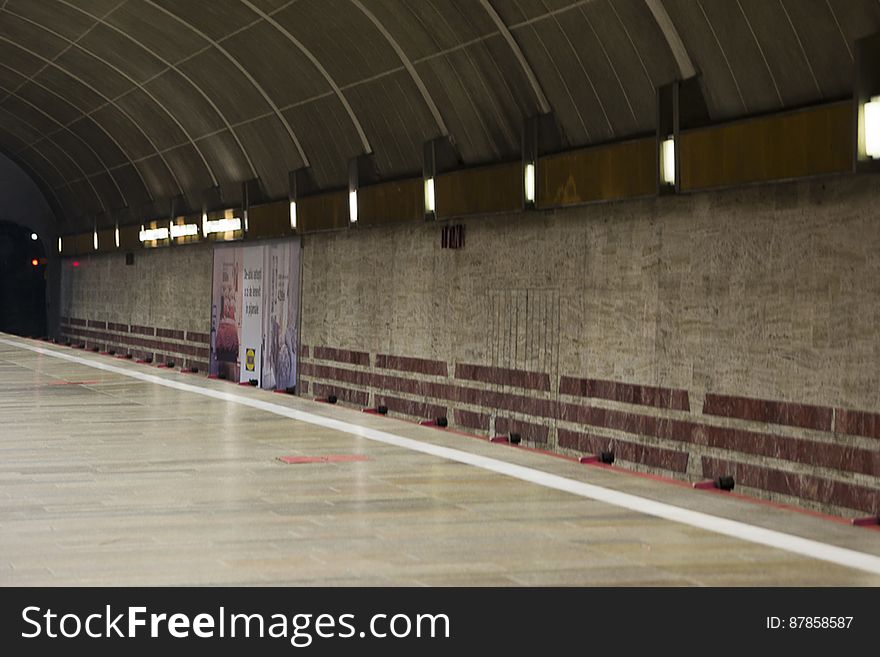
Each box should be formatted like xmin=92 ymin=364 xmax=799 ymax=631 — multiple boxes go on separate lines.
xmin=1 ymin=335 xmax=879 ymax=587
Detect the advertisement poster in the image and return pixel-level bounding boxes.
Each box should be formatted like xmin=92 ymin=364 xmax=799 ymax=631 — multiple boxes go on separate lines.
xmin=210 ymin=247 xmax=243 ymax=382
xmin=209 ymin=239 xmax=300 ymax=390
xmin=240 ymin=246 xmax=263 ymax=384
xmin=261 ymin=241 xmax=300 ymax=391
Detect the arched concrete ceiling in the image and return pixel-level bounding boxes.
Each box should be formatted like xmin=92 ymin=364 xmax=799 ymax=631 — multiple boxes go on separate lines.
xmin=0 ymin=0 xmax=877 ymax=231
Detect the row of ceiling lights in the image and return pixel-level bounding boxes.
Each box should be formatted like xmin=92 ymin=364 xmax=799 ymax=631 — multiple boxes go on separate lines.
xmin=55 ymin=94 xmax=880 ymax=256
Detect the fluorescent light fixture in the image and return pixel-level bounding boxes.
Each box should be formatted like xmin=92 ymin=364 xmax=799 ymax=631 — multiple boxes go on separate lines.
xmin=524 ymin=163 xmax=536 ymax=204
xmin=203 ymin=217 xmax=241 ymax=234
xmin=114 ymin=226 xmax=120 ymax=248
xmin=30 ymin=232 xmax=38 ymax=241
xmin=866 ymin=96 xmax=880 ymax=159
xmin=661 ymin=136 xmax=676 ymax=186
xmin=93 ymin=230 xmax=98 ymax=250
xmin=58 ymin=237 xmax=62 ymax=254
xmin=170 ymin=223 xmax=199 ymax=238
xmin=349 ymin=190 xmax=358 ymax=224
xmin=201 ymin=211 xmax=208 ymax=236
xmin=139 ymin=226 xmax=169 ymax=242
xmin=289 ymin=200 xmax=297 ymax=230
xmin=424 ymin=177 xmax=435 ymax=213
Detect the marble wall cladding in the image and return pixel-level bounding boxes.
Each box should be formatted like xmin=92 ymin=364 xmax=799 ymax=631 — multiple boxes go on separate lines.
xmin=300 ymin=173 xmax=880 ymax=516
xmin=302 ymin=174 xmax=880 ymax=414
xmin=58 ymin=244 xmax=213 ymax=368
xmin=60 ymin=244 xmax=213 ymax=335
xmin=53 ymin=173 xmax=880 ymax=516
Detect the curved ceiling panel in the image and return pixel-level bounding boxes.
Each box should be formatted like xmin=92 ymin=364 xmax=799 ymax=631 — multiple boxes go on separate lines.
xmin=0 ymin=0 xmax=874 ymax=231
xmin=283 ymin=96 xmax=363 ymax=189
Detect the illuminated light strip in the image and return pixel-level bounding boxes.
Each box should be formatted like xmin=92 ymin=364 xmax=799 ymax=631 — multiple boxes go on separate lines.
xmin=203 ymin=217 xmax=242 ymax=234
xmin=424 ymin=177 xmax=435 ymax=213
xmin=866 ymin=96 xmax=880 ymax=159
xmin=289 ymin=200 xmax=297 ymax=230
xmin=524 ymin=163 xmax=536 ymax=204
xmin=170 ymin=223 xmax=199 ymax=238
xmin=348 ymin=190 xmax=358 ymax=224
xmin=661 ymin=136 xmax=675 ymax=185
xmin=138 ymin=226 xmax=169 ymax=242
xmin=4 ymin=335 xmax=880 ymax=576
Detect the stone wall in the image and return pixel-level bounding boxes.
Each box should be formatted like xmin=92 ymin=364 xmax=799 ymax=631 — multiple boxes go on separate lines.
xmin=299 ymin=173 xmax=880 ymax=518
xmin=59 ymin=244 xmax=212 ymax=370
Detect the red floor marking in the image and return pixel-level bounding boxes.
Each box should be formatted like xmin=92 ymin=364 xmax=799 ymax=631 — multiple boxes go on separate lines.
xmin=277 ymin=455 xmax=370 ymax=464
xmin=851 ymin=516 xmax=880 ymax=527
xmin=49 ymin=380 xmax=101 ymax=386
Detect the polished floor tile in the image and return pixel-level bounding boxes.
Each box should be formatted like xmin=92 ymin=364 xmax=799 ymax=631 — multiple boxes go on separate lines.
xmin=1 ymin=338 xmax=879 ymax=586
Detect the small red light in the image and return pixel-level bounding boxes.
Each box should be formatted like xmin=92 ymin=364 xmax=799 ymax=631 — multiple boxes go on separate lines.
xmin=72 ymin=261 xmax=80 ymax=267
xmin=31 ymin=258 xmax=39 ymax=266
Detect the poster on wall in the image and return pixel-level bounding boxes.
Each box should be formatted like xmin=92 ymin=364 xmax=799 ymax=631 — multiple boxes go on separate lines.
xmin=261 ymin=241 xmax=300 ymax=391
xmin=210 ymin=247 xmax=243 ymax=382
xmin=209 ymin=238 xmax=300 ymax=389
xmin=240 ymin=246 xmax=264 ymax=384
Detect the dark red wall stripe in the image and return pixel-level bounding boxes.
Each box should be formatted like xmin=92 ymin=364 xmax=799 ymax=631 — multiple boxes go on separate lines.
xmin=495 ymin=416 xmax=550 ymax=444
xmin=61 ymin=324 xmax=208 ymax=359
xmin=377 ymin=395 xmax=446 ymax=421
xmin=455 ymin=363 xmax=550 ymax=391
xmin=453 ymin=409 xmax=489 ymax=432
xmin=835 ymin=408 xmax=880 ymax=441
xmin=129 ymin=324 xmax=155 ymax=336
xmin=703 ymin=394 xmax=832 ymax=431
xmin=376 ymin=354 xmax=448 ymax=377
xmin=558 ymin=428 xmax=689 ymax=473
xmin=300 ymin=359 xmax=878 ymax=478
xmin=156 ymin=328 xmax=185 ymax=340
xmin=560 ymin=376 xmax=690 ymax=411
xmin=312 ymin=382 xmax=369 ymax=407
xmin=692 ymin=424 xmax=880 ymax=478
xmin=313 ymin=346 xmax=370 ymax=366
xmin=701 ymin=456 xmax=879 ymax=514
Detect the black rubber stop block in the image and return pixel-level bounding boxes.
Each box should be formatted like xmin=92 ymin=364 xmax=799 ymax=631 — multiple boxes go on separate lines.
xmin=716 ymin=475 xmax=735 ymax=491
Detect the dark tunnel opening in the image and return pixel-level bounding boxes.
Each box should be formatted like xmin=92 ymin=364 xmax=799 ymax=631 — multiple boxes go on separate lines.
xmin=0 ymin=221 xmax=47 ymax=338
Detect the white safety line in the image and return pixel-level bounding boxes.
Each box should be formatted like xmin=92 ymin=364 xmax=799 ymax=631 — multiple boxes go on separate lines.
xmin=4 ymin=336 xmax=880 ymax=576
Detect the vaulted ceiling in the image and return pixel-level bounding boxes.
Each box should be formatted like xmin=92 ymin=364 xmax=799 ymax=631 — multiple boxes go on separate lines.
xmin=0 ymin=0 xmax=877 ymax=231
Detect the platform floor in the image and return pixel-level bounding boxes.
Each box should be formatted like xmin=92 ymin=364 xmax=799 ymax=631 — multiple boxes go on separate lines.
xmin=1 ymin=335 xmax=879 ymax=586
